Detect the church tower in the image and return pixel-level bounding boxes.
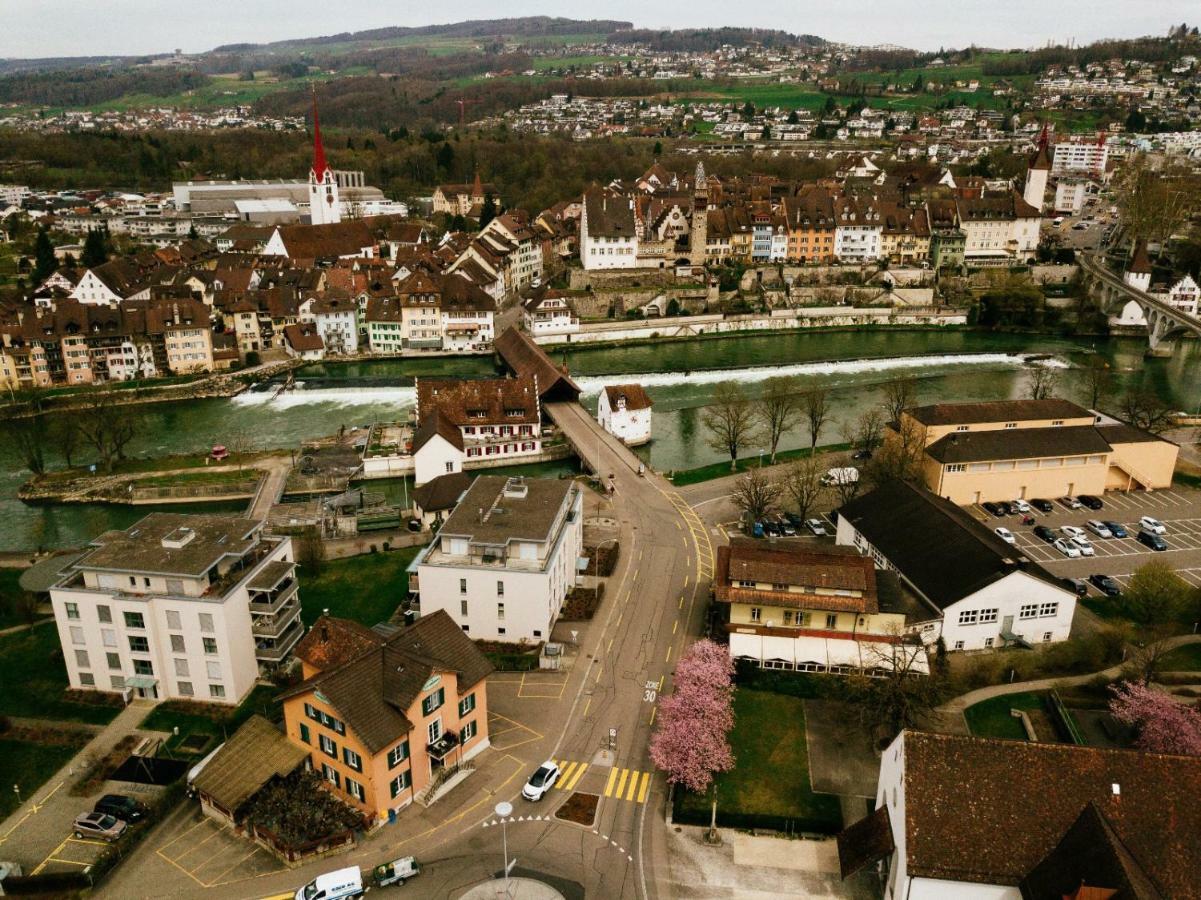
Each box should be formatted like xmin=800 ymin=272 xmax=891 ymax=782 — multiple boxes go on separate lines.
xmin=689 ymin=161 xmax=708 ymax=266
xmin=308 ymin=91 xmax=341 ymax=225
xmin=1023 ymin=124 xmax=1051 ymax=213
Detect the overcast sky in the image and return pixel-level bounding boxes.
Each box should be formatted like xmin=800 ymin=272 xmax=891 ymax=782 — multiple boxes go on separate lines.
xmin=2 ymin=1 xmax=1196 ymax=59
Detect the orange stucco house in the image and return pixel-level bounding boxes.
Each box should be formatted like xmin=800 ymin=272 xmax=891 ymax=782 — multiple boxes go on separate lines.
xmin=279 ymin=610 xmax=492 ymax=825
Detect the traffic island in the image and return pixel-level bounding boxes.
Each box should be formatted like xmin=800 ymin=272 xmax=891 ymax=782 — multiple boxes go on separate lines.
xmin=554 ymin=792 xmax=599 ymax=827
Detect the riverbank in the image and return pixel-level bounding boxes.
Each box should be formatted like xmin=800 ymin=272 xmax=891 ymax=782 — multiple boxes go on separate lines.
xmin=669 ymin=443 xmax=851 ymax=486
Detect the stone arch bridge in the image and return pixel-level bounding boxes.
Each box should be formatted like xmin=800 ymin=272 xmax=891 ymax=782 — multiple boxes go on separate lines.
xmin=1081 ymin=252 xmax=1201 ymax=357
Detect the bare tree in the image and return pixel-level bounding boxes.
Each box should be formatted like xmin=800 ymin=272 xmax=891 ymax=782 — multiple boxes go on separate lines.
xmin=702 ymin=382 xmax=759 ymax=471
xmin=866 ymin=416 xmax=927 ymax=486
xmin=1114 ymin=153 xmax=1200 ymax=247
xmin=296 ymin=525 xmax=326 ymax=576
xmin=801 ymin=387 xmax=829 ymax=449
xmin=782 ymin=455 xmax=823 ymax=522
xmin=842 ymin=409 xmax=885 ymax=457
xmin=831 ymin=472 xmax=863 ymax=506
xmin=1119 ymin=387 xmax=1173 ymax=434
xmin=755 ymin=376 xmax=801 ymax=464
xmin=54 ymin=417 xmax=82 ymax=469
xmin=1080 ymin=356 xmax=1114 ymax=410
xmin=730 ymin=467 xmax=782 ymax=525
xmin=1025 ymin=366 xmax=1060 ymax=401
xmin=75 ymin=389 xmax=140 ymax=473
xmin=881 ymin=375 xmax=918 ymax=425
xmin=847 ymin=638 xmax=949 ymax=745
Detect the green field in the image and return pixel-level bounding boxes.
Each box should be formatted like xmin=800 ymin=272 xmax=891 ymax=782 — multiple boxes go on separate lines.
xmin=964 ymin=691 xmax=1045 ymax=740
xmin=673 ymin=688 xmax=843 ymax=831
xmin=1160 ymin=643 xmax=1201 ymax=672
xmin=298 ymin=547 xmax=420 ymax=627
xmin=131 ymin=468 xmax=263 ymax=489
xmin=1 ymin=737 xmax=85 ymax=818
xmin=669 ymin=442 xmax=850 ymax=487
xmin=0 ymin=623 xmax=121 ymax=724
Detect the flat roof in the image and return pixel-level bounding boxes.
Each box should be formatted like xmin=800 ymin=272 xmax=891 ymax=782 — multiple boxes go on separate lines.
xmin=437 ymin=476 xmax=575 ymax=547
xmin=72 ymin=513 xmax=263 ymax=578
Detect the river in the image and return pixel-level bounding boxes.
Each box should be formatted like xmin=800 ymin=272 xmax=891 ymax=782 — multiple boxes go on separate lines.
xmin=5 ymin=330 xmax=1196 ymax=552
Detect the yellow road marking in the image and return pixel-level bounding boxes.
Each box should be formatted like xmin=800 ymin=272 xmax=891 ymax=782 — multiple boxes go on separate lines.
xmin=582 ymin=696 xmax=591 ymax=717
xmin=637 ymin=772 xmax=651 ymax=803
xmin=594 ymin=664 xmax=603 ymax=683
xmin=684 ymin=575 xmax=690 ymax=588
xmin=658 ymin=675 xmax=663 ymax=691
xmin=678 ymin=596 xmax=684 ymax=609
xmin=649 ymin=707 xmax=657 ymax=726
xmin=615 ymin=769 xmax=630 ymax=799
xmin=626 ymin=771 xmax=641 ymax=802
xmin=607 ymin=637 xmax=614 ymax=652
xmin=565 ymin=763 xmax=588 ymax=791
xmin=672 ymin=620 xmax=677 ymax=634
xmin=558 ymin=761 xmax=579 ymax=785
xmin=604 ymin=767 xmax=619 ymax=798
xmin=665 ymin=646 xmax=672 ymax=663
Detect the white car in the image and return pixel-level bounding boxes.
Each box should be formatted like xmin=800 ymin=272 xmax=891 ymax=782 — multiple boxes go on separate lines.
xmin=521 ymin=761 xmax=560 ymax=801
xmin=1011 ymin=499 xmax=1031 ymax=514
xmin=1086 ymin=520 xmax=1112 ymax=539
xmin=1060 ymin=525 xmax=1085 ymax=539
xmin=1139 ymin=516 xmax=1166 ymax=535
xmin=1053 ymin=538 xmax=1082 ymax=558
xmin=1069 ymin=535 xmax=1095 ymax=556
xmin=805 ymin=518 xmax=829 ymax=536
xmin=994 ymin=527 xmax=1016 ymax=545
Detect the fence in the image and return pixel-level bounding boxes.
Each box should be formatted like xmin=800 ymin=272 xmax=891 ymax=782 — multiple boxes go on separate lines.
xmin=670 ymin=796 xmax=841 ymax=837
xmin=249 ymin=822 xmax=358 ymax=866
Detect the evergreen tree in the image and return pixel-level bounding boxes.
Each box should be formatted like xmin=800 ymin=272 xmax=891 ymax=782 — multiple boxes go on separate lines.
xmin=32 ymin=226 xmax=56 ymax=285
xmin=479 ymin=193 xmax=497 ymax=229
xmin=436 ymin=142 xmax=455 ymax=173
xmin=81 ymin=228 xmax=108 ymax=268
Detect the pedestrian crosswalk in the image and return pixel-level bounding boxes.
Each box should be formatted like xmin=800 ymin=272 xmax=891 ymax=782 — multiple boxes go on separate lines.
xmin=549 ymin=760 xmax=652 ymax=804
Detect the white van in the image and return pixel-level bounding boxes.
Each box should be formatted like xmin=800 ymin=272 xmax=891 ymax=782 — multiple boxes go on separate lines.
xmin=820 ymin=466 xmax=859 ymax=486
xmin=295 ymin=866 xmax=363 ymax=900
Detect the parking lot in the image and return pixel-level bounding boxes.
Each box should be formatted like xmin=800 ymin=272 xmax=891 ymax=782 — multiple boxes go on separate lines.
xmin=969 ymin=486 xmax=1201 ymax=596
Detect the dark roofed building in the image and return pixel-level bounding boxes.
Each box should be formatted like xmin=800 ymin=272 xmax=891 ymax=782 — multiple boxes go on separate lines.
xmin=494 ymin=327 xmax=580 ymax=402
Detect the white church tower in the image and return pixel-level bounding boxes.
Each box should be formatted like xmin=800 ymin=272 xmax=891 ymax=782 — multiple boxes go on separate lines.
xmin=1023 ymin=124 xmax=1051 ymax=213
xmin=308 ymin=91 xmax=340 ymax=226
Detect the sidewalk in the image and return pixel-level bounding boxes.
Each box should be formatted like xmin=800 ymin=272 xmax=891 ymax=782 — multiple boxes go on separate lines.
xmin=0 ymin=699 xmax=162 ymax=868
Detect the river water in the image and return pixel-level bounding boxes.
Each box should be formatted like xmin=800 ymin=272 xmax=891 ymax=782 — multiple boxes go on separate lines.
xmin=6 ymin=330 xmax=1197 ymax=551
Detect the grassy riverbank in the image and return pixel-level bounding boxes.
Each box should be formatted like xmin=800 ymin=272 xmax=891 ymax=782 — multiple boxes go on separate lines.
xmin=669 ymin=443 xmax=851 ymax=486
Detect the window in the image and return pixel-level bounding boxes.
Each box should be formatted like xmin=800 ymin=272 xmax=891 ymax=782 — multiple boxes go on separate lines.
xmin=97 ymin=605 xmax=112 ymax=624
xmin=106 ymin=652 xmax=121 ymax=670
xmin=497 ymin=603 xmax=505 ymax=621
xmin=946 ymin=464 xmax=967 ymax=473
xmin=749 ymin=607 xmax=761 ymax=623
xmin=166 ymin=579 xmax=184 ymax=594
xmin=299 ymin=723 xmax=311 ymax=744
xmin=958 ymin=610 xmax=979 ymax=626
xmin=102 ymin=629 xmax=117 ymax=648
xmin=955 ymin=425 xmax=969 ymax=432
xmin=460 ymin=720 xmax=477 ymax=743
xmin=133 ymin=659 xmax=153 ymax=675
xmin=111 ymin=675 xmax=126 ymax=690
xmin=460 ymin=599 xmax=468 ymax=617
xmin=459 ymin=578 xmax=467 ymax=595
xmin=346 ymin=778 xmax=365 ymax=802
xmin=496 ymin=580 xmax=505 ymax=597
xmin=427 ymin=719 xmax=442 ymax=744
xmin=389 ymin=770 xmax=411 ymax=798
xmin=1004 ymin=423 xmax=1017 ymax=429
xmin=75 ymin=649 xmax=89 ymax=668
xmin=825 ymin=614 xmax=838 ymax=629
xmin=984 ymin=637 xmax=995 ymax=648
xmin=203 ymin=638 xmax=217 ymax=655
xmin=1043 ymin=632 xmax=1053 ymax=642
xmin=124 ymin=612 xmax=145 ymax=629
xmin=1019 ymin=603 xmax=1038 ymax=619
xmin=174 ymin=658 xmax=189 ymax=677
xmin=166 ymin=610 xmax=181 ymax=629
xmin=129 ymin=635 xmax=149 ymax=653
xmin=206 ymin=661 xmax=222 ymax=680
xmin=178 ymin=681 xmax=193 ymax=696
xmin=70 ymin=625 xmax=85 ymax=645
xmin=978 ymin=608 xmax=998 ymax=624
xmin=321 ymin=764 xmax=340 ymax=788
xmin=1052 ymin=419 xmax=1064 ymax=426
xmin=1039 ymin=602 xmax=1059 ymax=618
xmin=65 ymin=602 xmax=79 ymax=620
xmin=209 ymin=684 xmax=225 ymax=699
xmin=459 ymin=693 xmax=476 ymax=716
xmin=170 ymin=634 xmax=185 ymax=653
xmin=79 ymin=672 xmax=95 ymax=686
xmin=198 ymin=613 xmax=214 ymax=633
xmin=387 ymin=740 xmax=410 ymax=769
xmin=422 ymin=688 xmax=445 ymax=717
xmin=320 ymin=734 xmax=337 ymax=757
xmin=343 ymin=747 xmax=363 ymax=772
xmin=954 ymin=640 xmax=965 ymax=650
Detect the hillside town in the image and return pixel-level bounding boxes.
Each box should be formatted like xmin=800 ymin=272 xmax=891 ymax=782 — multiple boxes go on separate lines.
xmin=1 ymin=13 xmax=1201 ymax=900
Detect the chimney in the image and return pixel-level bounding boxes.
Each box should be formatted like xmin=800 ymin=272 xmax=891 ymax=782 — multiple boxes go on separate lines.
xmin=321 ymin=625 xmax=329 ymax=642
xmin=322 ymin=607 xmax=330 ymax=616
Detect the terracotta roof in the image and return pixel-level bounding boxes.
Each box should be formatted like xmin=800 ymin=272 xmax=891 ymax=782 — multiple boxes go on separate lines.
xmin=714 ymin=542 xmax=878 ymax=614
xmin=494 ymin=327 xmax=580 ymax=401
xmin=603 ymin=384 xmax=653 ymax=412
xmin=583 ymin=187 xmax=636 ymax=238
xmin=294 ymin=614 xmax=385 ymax=673
xmin=273 ymin=220 xmax=375 ymax=261
xmin=898 ymin=732 xmax=1201 ymax=896
xmin=283 ymin=323 xmax=324 ymax=353
xmin=907 ymin=399 xmax=1090 ymax=426
xmin=417 ymin=376 xmax=539 ymax=427
xmin=190 ymin=715 xmax=309 ymax=814
xmin=1128 ymin=239 xmax=1152 ymax=275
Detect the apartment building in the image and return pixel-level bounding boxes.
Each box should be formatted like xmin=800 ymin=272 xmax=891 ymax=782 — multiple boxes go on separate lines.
xmin=281 ymin=611 xmax=492 ymax=824
xmin=414 ymin=476 xmax=583 ymax=642
xmin=1051 ymin=137 xmax=1110 ymax=177
xmin=49 ymin=514 xmax=301 ymax=704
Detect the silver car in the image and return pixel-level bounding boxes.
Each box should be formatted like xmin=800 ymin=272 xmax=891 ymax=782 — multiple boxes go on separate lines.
xmin=73 ymin=812 xmax=127 ymax=842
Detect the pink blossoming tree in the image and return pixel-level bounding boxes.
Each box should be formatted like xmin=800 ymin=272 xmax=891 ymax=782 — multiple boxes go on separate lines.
xmin=1109 ymin=681 xmax=1201 ymax=757
xmin=649 ymin=639 xmax=736 ymax=796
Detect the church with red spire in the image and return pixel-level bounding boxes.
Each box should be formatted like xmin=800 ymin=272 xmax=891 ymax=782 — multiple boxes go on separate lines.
xmin=308 ymin=91 xmax=341 ymax=226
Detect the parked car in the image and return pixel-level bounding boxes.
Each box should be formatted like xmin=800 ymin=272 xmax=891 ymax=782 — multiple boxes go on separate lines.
xmin=805 ymin=518 xmax=829 ymax=536
xmin=93 ymin=795 xmax=146 ymax=824
xmin=1053 ymin=538 xmax=1082 ymax=558
xmin=777 ymin=515 xmax=797 ymax=537
xmin=1103 ymin=520 xmax=1129 ymax=538
xmin=1011 ymin=499 xmax=1032 ymax=514
xmin=1138 ymin=530 xmax=1168 ymax=551
xmin=763 ymin=519 xmax=782 ymax=537
xmin=1088 ymin=574 xmax=1122 ymax=596
xmin=851 ymin=448 xmax=873 ymax=460
xmin=820 ymin=467 xmax=859 ymax=487
xmin=522 ymin=761 xmax=561 ymax=801
xmin=1061 ymin=525 xmax=1085 ymax=539
xmin=1078 ymin=495 xmax=1104 ymax=510
xmin=1061 ymin=577 xmax=1089 ymax=598
xmin=1031 ymin=498 xmax=1054 ymax=513
xmin=1069 ymin=535 xmax=1095 ymax=556
xmin=994 ymin=527 xmax=1016 ymax=545
xmin=1085 ymin=520 xmax=1113 ymax=539
xmin=1059 ymin=496 xmax=1083 ymax=510
xmin=1139 ymin=516 xmax=1167 ymax=535
xmin=783 ymin=513 xmax=804 ymax=528
xmin=73 ymin=812 xmax=127 ymax=842
xmin=982 ymin=501 xmax=1005 ymax=517
xmin=1033 ymin=525 xmax=1058 ymax=543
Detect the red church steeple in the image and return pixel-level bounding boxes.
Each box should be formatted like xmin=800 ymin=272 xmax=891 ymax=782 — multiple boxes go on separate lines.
xmin=310 ymin=88 xmax=330 ymax=183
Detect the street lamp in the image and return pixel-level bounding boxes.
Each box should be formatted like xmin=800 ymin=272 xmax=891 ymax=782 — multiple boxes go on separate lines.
xmin=495 ymin=800 xmax=514 ymax=895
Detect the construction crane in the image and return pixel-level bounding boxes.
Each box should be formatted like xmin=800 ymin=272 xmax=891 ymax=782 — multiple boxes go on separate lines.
xmin=455 ymin=97 xmax=480 ymax=127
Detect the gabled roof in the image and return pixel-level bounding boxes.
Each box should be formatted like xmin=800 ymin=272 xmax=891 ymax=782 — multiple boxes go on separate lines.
xmin=494 ymin=327 xmax=580 ymax=402
xmin=412 ymin=472 xmax=473 ymax=513
xmin=273 ymin=220 xmax=375 ymax=261
xmin=925 ymin=425 xmax=1113 ymax=464
xmin=282 ymin=323 xmax=324 ymax=353
xmin=413 ymin=408 xmax=465 ymax=453
xmin=294 ymin=614 xmax=385 ymax=673
xmin=714 ymin=541 xmax=878 ymax=614
xmin=603 ymin=384 xmax=652 ymax=411
xmin=190 ymin=715 xmax=309 ymax=814
xmin=417 ymin=375 xmax=539 ymax=428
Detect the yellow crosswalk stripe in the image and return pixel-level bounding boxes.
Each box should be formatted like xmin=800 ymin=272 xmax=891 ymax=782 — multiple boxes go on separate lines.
xmin=557 ymin=761 xmax=578 ymax=787
xmin=625 ymin=770 xmax=640 ymax=801
xmin=614 ymin=768 xmax=630 ymax=800
xmin=564 ymin=763 xmax=587 ymax=790
xmin=604 ymin=766 xmax=619 ymax=798
xmin=636 ymin=771 xmax=651 ymax=804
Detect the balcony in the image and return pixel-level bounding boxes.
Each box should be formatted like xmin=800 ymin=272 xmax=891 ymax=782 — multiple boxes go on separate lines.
xmin=249 ymin=578 xmax=299 ymax=616
xmin=254 ymin=617 xmax=303 ymax=663
xmin=251 ymin=597 xmax=301 ymax=637
xmin=426 ymin=731 xmax=460 ymax=762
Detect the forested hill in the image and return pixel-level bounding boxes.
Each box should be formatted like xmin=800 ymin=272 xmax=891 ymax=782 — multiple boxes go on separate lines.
xmin=611 ymin=28 xmax=825 ymax=51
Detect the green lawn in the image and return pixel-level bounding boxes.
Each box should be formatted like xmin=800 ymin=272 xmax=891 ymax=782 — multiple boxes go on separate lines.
xmin=1 ymin=738 xmax=84 ymax=818
xmin=132 ymin=468 xmax=263 ymax=489
xmin=1160 ymin=643 xmax=1201 ymax=672
xmin=0 ymin=624 xmax=121 ymax=724
xmin=674 ymin=688 xmax=842 ymax=832
xmin=670 ymin=442 xmax=850 ymax=486
xmin=298 ymin=548 xmax=420 ymax=627
xmin=140 ymin=683 xmax=280 ymax=758
xmin=0 ymin=568 xmax=37 ymax=630
xmin=964 ymin=691 xmax=1044 ymax=740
